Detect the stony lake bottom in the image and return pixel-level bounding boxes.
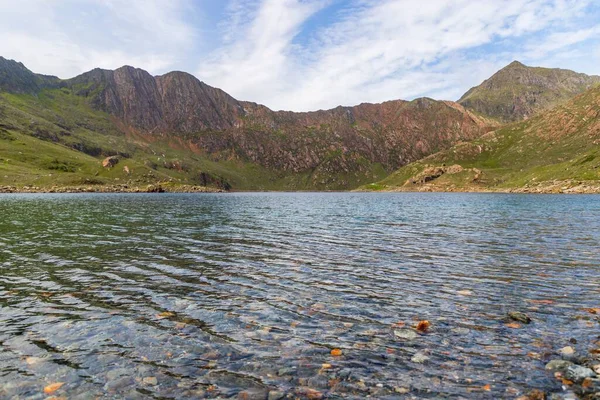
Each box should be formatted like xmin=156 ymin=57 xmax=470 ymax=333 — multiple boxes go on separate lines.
xmin=0 ymin=192 xmax=598 ymax=399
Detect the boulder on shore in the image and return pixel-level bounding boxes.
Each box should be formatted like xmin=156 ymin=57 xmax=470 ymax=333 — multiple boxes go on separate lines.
xmin=102 ymin=156 xmax=119 ymax=168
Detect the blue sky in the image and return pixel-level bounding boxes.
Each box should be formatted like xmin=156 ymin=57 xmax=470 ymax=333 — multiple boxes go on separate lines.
xmin=1 ymin=0 xmax=599 ymax=111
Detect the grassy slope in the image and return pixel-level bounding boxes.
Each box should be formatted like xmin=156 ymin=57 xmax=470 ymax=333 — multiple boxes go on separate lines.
xmin=361 ymin=86 xmax=600 ymax=192
xmin=0 ymin=88 xmax=387 ymax=191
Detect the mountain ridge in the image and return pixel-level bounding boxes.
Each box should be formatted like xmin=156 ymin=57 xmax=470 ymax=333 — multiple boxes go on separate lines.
xmin=0 ymin=57 xmax=493 ymax=179
xmin=0 ymin=56 xmax=597 ymax=191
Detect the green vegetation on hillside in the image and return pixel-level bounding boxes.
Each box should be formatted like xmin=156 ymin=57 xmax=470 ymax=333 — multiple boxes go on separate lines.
xmin=362 ymin=86 xmax=600 ymax=193
xmin=459 ymin=61 xmax=600 ymax=123
xmin=2 ymin=57 xmax=600 ymax=193
xmin=0 ymin=88 xmax=388 ymax=191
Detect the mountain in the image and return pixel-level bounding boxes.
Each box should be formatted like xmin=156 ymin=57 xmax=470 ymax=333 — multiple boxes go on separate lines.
xmin=68 ymin=66 xmax=492 ymax=173
xmin=0 ymin=57 xmax=493 ymax=191
xmin=2 ymin=57 xmax=598 ymax=193
xmin=68 ymin=66 xmax=245 ymax=132
xmin=458 ymin=61 xmax=600 ymax=123
xmin=363 ymin=83 xmax=600 ymax=193
xmin=0 ymin=56 xmax=61 ymax=94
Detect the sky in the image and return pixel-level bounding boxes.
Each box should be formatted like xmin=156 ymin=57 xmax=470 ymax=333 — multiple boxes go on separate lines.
xmin=1 ymin=0 xmax=599 ymax=111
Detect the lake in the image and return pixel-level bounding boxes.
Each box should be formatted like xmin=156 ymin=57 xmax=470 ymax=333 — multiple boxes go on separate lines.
xmin=0 ymin=193 xmax=599 ymax=399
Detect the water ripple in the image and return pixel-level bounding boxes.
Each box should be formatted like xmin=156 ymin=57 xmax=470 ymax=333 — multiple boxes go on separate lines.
xmin=0 ymin=193 xmax=599 ymax=398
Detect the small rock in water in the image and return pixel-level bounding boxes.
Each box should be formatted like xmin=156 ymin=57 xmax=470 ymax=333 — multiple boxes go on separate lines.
xmin=508 ymin=311 xmax=532 ymax=324
xmin=394 ymin=329 xmax=418 ymax=340
xmin=25 ymin=357 xmax=43 ymax=365
xmin=238 ymin=389 xmax=270 ymax=399
xmin=277 ymin=367 xmax=296 ymax=376
xmin=143 ymin=376 xmax=158 ymax=386
xmin=594 ymin=364 xmax=600 ymax=375
xmin=338 ymin=368 xmax=352 ymax=379
xmin=564 ymin=365 xmax=596 ymax=383
xmin=43 ymin=382 xmax=65 ymax=394
xmin=452 ymin=327 xmax=470 ymax=335
xmin=416 ymin=320 xmax=431 ymax=332
xmin=268 ymin=391 xmax=285 ymax=400
xmin=559 ymin=346 xmax=576 ymax=356
xmin=520 ymin=389 xmax=546 ymax=400
xmin=330 ymin=348 xmax=343 ymax=356
xmin=545 ymin=360 xmax=574 ymax=372
xmin=411 ymin=352 xmax=429 ymax=363
xmin=295 ymin=387 xmax=323 ymax=399
xmin=549 ymin=393 xmax=578 ymax=400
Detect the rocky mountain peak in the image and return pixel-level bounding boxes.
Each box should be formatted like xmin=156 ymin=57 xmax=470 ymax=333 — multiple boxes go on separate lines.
xmin=458 ymin=61 xmax=600 ymax=122
xmin=505 ymin=60 xmax=525 ymax=68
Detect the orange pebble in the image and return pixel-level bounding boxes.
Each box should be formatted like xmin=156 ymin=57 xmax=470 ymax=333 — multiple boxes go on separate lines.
xmin=416 ymin=320 xmax=431 ymax=332
xmin=330 ymin=348 xmax=342 ymax=356
xmin=43 ymin=382 xmax=64 ymax=394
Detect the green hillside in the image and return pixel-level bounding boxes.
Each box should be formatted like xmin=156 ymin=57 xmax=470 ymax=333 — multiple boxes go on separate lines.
xmin=0 ymin=88 xmax=388 ymax=191
xmin=362 ymin=86 xmax=600 ymax=193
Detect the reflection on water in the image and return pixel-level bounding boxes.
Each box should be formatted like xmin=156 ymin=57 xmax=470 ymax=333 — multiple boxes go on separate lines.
xmin=0 ymin=193 xmax=599 ymax=399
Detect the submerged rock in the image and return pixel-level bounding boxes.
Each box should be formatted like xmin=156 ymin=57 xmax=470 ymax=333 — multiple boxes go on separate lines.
xmin=508 ymin=311 xmax=532 ymax=324
xmin=411 ymin=352 xmax=429 ymax=363
xmin=564 ymin=365 xmax=596 ymax=383
xmin=521 ymin=389 xmax=546 ymax=400
xmin=559 ymin=346 xmax=576 ymax=356
xmin=545 ymin=359 xmax=574 ymax=372
xmin=142 ymin=376 xmax=158 ymax=386
xmin=268 ymin=390 xmax=285 ymax=400
xmin=394 ymin=329 xmax=418 ymax=340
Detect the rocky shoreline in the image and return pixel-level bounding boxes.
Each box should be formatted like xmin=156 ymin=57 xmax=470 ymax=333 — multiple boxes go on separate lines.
xmin=3 ymin=180 xmax=600 ymax=194
xmin=0 ymin=184 xmax=225 ymax=194
xmin=543 ymin=347 xmax=600 ymax=400
xmin=367 ymin=179 xmax=600 ymax=194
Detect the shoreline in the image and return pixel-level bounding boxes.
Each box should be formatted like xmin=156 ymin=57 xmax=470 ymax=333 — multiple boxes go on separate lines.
xmin=0 ymin=184 xmax=225 ymax=194
xmin=2 ymin=180 xmax=600 ymax=194
xmin=358 ymin=179 xmax=600 ymax=195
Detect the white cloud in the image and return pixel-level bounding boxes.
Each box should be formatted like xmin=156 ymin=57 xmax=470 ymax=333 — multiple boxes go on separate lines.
xmin=0 ymin=0 xmax=195 ymax=78
xmin=0 ymin=0 xmax=598 ymax=110
xmin=198 ymin=0 xmax=600 ymax=111
xmin=197 ymin=0 xmax=328 ymax=105
xmin=524 ymin=26 xmax=600 ymax=58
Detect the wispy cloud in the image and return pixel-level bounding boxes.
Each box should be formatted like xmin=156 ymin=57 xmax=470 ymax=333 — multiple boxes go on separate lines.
xmin=197 ymin=0 xmax=328 ymax=105
xmin=199 ymin=0 xmax=600 ymax=110
xmin=0 ymin=0 xmax=196 ymax=78
xmin=0 ymin=0 xmax=599 ymax=110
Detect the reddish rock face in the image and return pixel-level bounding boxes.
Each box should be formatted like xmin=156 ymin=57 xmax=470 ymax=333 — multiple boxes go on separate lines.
xmin=68 ymin=66 xmax=244 ymax=133
xmin=0 ymin=57 xmax=497 ymax=178
xmin=67 ymin=67 xmax=493 ymax=174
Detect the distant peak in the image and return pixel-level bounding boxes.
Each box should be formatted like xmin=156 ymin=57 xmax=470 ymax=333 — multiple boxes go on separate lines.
xmin=115 ymin=65 xmax=137 ymax=72
xmin=506 ymin=60 xmax=526 ymax=68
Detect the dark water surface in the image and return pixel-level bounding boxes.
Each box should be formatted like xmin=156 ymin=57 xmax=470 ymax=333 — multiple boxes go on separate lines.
xmin=0 ymin=193 xmax=599 ymax=399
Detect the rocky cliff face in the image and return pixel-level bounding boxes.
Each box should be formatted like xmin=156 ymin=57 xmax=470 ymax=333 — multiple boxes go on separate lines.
xmin=68 ymin=67 xmax=245 ymax=132
xmin=458 ymin=61 xmax=600 ymax=123
xmin=63 ymin=65 xmax=492 ymax=175
xmin=0 ymin=56 xmax=60 ymax=94
xmin=215 ymin=98 xmax=492 ymax=172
